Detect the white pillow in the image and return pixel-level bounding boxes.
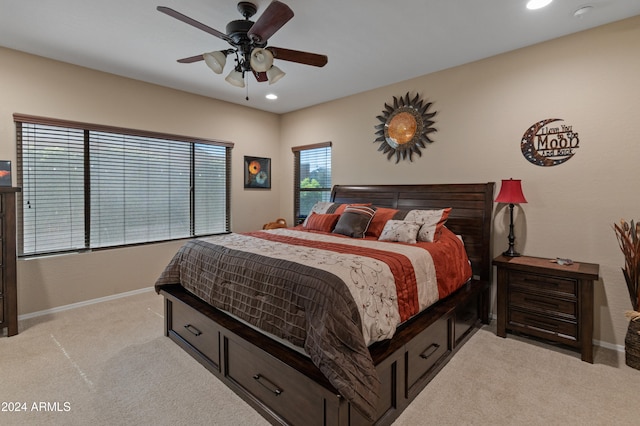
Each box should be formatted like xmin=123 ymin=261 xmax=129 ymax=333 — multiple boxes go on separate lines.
xmin=378 ymin=220 xmax=421 ymax=244
xmin=403 ymin=208 xmax=451 ymax=242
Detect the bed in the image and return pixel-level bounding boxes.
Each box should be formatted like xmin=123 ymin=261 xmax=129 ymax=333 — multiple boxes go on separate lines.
xmin=155 ymin=183 xmax=494 ymax=426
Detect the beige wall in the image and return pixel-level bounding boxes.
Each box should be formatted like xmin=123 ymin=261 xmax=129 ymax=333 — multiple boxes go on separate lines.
xmin=2 ymin=15 xmax=639 ymax=349
xmin=0 ymin=47 xmax=282 ymax=314
xmin=280 ymin=16 xmax=640 ymax=348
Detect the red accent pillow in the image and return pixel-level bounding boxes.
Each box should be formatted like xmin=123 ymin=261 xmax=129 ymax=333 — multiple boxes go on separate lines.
xmin=304 ymin=213 xmax=340 ymax=233
xmin=366 ymin=207 xmax=400 ymax=238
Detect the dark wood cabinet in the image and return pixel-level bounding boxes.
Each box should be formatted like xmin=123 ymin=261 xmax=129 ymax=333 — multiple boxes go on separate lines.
xmin=494 ymin=255 xmax=599 ymax=363
xmin=0 ymin=187 xmax=20 ymax=337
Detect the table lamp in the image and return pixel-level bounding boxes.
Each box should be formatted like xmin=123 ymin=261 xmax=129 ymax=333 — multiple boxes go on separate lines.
xmin=495 ymin=178 xmax=527 ymax=257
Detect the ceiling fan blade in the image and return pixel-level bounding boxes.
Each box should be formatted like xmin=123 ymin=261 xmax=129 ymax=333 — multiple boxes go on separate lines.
xmin=253 ymin=70 xmax=268 ymax=82
xmin=247 ymin=1 xmax=294 ymax=43
xmin=157 ymin=6 xmax=232 ymax=43
xmin=177 ymin=54 xmax=204 ymax=64
xmin=267 ymin=47 xmax=328 ymax=67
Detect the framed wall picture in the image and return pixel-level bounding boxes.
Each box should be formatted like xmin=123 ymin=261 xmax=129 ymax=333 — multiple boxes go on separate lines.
xmin=244 ymin=156 xmax=271 ymax=189
xmin=0 ymin=161 xmax=11 ymax=186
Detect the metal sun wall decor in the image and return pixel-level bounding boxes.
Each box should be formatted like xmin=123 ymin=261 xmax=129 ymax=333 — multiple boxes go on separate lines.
xmin=374 ymin=92 xmax=437 ymax=163
xmin=521 ymin=118 xmax=580 ymax=167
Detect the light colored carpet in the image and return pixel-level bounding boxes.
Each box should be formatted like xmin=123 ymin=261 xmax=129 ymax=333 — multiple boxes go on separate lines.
xmin=1 ymin=290 xmax=639 ymax=425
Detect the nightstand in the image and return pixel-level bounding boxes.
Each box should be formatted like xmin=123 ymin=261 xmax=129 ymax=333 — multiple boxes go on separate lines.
xmin=493 ymin=255 xmax=600 ymax=363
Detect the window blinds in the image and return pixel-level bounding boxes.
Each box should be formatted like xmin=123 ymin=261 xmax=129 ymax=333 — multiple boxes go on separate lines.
xmin=17 ymin=123 xmax=86 ymax=255
xmin=15 ymin=116 xmax=232 ymax=257
xmin=292 ymin=142 xmax=332 ymax=222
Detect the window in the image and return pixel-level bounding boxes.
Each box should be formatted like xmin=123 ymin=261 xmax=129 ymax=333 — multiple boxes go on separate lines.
xmin=15 ymin=114 xmax=232 ymax=257
xmin=292 ymin=142 xmax=332 ymax=223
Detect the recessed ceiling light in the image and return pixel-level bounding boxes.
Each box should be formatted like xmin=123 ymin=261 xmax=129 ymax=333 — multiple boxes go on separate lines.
xmin=265 ymin=93 xmax=278 ymax=100
xmin=573 ymin=5 xmax=593 ymax=17
xmin=526 ymin=0 xmax=553 ymax=10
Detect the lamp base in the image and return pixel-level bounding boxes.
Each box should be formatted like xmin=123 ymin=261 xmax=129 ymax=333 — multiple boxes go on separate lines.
xmin=502 ymin=248 xmax=521 ymax=257
xmin=502 ymin=203 xmax=521 ymax=257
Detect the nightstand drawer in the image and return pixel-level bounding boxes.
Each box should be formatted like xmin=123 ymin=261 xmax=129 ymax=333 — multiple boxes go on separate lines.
xmin=509 ymin=309 xmax=577 ymax=340
xmin=509 ymin=271 xmax=577 ymax=297
xmin=509 ymin=290 xmax=576 ymax=318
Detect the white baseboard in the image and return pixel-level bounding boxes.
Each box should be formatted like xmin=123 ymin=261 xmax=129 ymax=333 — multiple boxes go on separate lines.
xmin=594 ymin=339 xmax=625 ymax=353
xmin=18 ymin=287 xmax=155 ymax=321
xmin=19 ymin=292 xmax=627 ymax=353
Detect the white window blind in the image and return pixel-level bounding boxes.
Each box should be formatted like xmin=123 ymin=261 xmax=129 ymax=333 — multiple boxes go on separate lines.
xmin=15 ymin=115 xmax=232 ymax=257
xmin=89 ymin=131 xmax=193 ymax=247
xmin=292 ymin=142 xmax=332 ymax=222
xmin=194 ymin=143 xmax=229 ymax=235
xmin=18 ymin=123 xmax=86 ymax=254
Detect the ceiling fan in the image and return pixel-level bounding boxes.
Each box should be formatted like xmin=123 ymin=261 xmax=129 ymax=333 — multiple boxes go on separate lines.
xmin=157 ymin=1 xmax=328 ymax=89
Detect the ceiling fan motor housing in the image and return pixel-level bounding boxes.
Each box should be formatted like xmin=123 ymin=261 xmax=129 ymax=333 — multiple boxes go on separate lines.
xmin=226 ymin=19 xmax=254 ymax=45
xmin=226 ymin=2 xmax=266 ymax=70
xmin=237 ymin=2 xmax=257 ymax=19
xmin=225 ymin=19 xmax=261 ymax=71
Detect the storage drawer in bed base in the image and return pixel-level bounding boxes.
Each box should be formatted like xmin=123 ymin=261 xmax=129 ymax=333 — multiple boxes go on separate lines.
xmin=165 ymin=296 xmax=222 ymax=374
xmin=159 ymin=279 xmax=488 ymax=426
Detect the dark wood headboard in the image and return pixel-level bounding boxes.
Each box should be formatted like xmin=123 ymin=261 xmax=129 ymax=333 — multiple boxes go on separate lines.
xmin=331 ymin=183 xmax=495 ymax=283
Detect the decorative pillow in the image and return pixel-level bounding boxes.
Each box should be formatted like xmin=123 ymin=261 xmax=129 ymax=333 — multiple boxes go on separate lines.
xmin=378 ymin=220 xmax=421 ymax=244
xmin=403 ymin=208 xmax=452 ymax=242
xmin=304 ymin=213 xmax=340 ymax=233
xmin=332 ymin=205 xmax=377 ymax=238
xmin=366 ymin=207 xmax=400 ymax=238
xmin=302 ymin=202 xmax=372 ymax=226
xmin=302 ymin=201 xmax=335 ymax=226
xmin=333 ymin=202 xmax=371 ymax=215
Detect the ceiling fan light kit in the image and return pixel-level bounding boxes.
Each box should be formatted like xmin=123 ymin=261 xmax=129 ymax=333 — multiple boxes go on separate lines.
xmin=203 ymin=51 xmax=227 ymax=74
xmin=225 ymin=69 xmax=246 ymax=88
xmin=158 ymin=1 xmax=328 ymax=94
xmin=250 ymin=48 xmax=274 ymax=72
xmin=266 ymin=65 xmax=285 ymax=85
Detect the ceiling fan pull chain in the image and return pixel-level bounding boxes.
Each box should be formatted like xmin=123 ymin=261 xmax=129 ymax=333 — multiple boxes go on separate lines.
xmin=245 ymin=74 xmax=249 ymax=101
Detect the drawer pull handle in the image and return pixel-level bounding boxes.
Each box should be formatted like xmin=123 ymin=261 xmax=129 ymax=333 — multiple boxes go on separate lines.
xmin=525 ymin=317 xmax=559 ymax=331
xmin=419 ymin=343 xmax=440 ymax=360
xmin=524 ymin=297 xmax=560 ymax=309
xmin=184 ymin=324 xmax=202 ymax=336
xmin=523 ymin=278 xmax=559 ymax=287
xmin=253 ymin=374 xmax=283 ymax=396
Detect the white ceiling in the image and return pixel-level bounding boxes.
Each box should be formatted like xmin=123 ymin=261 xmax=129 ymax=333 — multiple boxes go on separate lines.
xmin=1 ymin=0 xmax=639 ymax=114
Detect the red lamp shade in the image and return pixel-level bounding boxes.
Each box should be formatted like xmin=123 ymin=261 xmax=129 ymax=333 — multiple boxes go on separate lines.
xmin=495 ymin=179 xmax=527 ymax=204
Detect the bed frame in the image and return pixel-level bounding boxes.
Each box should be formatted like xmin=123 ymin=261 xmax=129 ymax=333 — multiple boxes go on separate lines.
xmin=158 ymin=183 xmax=494 ymax=425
